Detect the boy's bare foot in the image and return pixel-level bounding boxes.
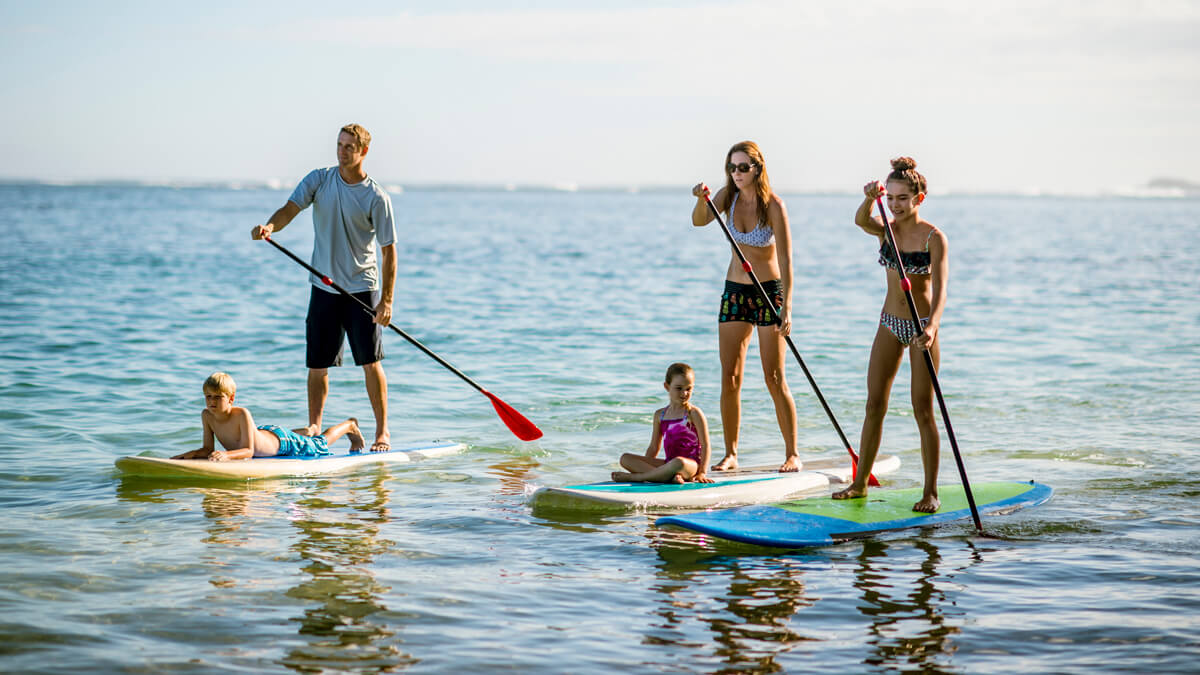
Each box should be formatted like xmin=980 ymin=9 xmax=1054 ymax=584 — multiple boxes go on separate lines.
xmin=832 ymin=485 xmax=867 ymax=500
xmin=711 ymin=454 xmax=738 ymax=471
xmin=347 ymin=419 xmax=365 ymax=452
xmin=611 ymin=471 xmax=633 ymax=482
xmin=912 ymin=495 xmax=940 ymax=513
xmin=779 ymin=456 xmax=802 ymax=473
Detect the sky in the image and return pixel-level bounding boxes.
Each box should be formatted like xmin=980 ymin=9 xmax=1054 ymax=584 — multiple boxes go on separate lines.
xmin=1 ymin=0 xmax=1198 ymax=193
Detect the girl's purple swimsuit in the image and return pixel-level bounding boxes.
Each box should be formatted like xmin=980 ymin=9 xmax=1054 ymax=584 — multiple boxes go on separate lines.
xmin=661 ymin=413 xmax=702 ymax=463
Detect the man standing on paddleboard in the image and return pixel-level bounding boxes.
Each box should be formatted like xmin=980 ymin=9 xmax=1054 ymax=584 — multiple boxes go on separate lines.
xmin=251 ymin=123 xmax=397 ymax=453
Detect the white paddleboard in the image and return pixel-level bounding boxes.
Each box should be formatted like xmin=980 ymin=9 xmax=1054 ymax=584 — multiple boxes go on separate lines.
xmin=531 ymin=454 xmax=900 ymax=510
xmin=115 ymin=441 xmax=465 ymax=480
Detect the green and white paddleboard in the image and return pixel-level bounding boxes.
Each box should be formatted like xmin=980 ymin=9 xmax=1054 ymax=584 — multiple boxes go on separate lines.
xmin=657 ymin=481 xmax=1053 ymax=547
xmin=531 ymin=454 xmax=900 ymax=510
xmin=115 ymin=441 xmax=465 ymax=480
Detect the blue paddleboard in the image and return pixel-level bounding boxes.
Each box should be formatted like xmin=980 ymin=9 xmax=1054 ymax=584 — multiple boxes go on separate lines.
xmin=657 ymin=481 xmax=1052 ymax=548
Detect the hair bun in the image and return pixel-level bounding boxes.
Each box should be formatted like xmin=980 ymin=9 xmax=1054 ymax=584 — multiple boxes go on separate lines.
xmin=890 ymin=156 xmax=917 ymax=172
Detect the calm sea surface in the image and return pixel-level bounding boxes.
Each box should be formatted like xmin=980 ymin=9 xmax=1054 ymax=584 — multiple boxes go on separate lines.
xmin=0 ymin=184 xmax=1197 ymax=673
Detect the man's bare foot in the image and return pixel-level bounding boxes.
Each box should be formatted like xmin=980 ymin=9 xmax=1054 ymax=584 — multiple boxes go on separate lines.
xmin=369 ymin=438 xmax=390 ymax=453
xmin=912 ymin=495 xmax=940 ymax=513
xmin=832 ymin=485 xmax=867 ymax=500
xmin=297 ymin=424 xmax=321 ymax=437
xmin=711 ymin=454 xmax=738 ymax=471
xmin=779 ymin=455 xmax=802 ymax=473
xmin=611 ymin=471 xmax=633 ymax=482
xmin=347 ymin=419 xmax=365 ymax=452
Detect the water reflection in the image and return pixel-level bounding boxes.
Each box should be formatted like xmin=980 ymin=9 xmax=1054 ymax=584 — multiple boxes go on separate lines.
xmin=650 ymin=543 xmax=820 ymax=672
xmin=853 ymin=537 xmax=979 ymax=673
xmin=279 ymin=468 xmax=415 ymax=673
xmin=486 ymin=455 xmax=541 ymax=496
xmin=115 ymin=472 xmax=415 ymax=671
xmin=648 ymin=523 xmax=985 ymax=672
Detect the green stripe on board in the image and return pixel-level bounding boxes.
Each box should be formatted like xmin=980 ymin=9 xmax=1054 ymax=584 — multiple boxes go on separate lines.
xmin=773 ymin=482 xmax=1034 ymax=524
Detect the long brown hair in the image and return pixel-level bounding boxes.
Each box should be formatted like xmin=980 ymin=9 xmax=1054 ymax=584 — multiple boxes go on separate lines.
xmin=718 ymin=141 xmax=773 ymax=222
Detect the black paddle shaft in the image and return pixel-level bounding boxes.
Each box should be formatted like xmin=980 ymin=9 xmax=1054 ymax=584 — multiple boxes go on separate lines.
xmin=875 ymin=197 xmax=982 ymax=530
xmin=262 ymin=234 xmax=486 ymax=395
xmin=703 ymin=195 xmax=856 ymax=454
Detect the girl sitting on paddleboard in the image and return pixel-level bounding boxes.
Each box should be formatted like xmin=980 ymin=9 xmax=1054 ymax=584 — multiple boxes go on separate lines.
xmin=691 ymin=141 xmax=800 ymax=474
xmin=612 ymin=363 xmax=714 ymax=484
xmin=832 ymin=157 xmax=947 ymax=512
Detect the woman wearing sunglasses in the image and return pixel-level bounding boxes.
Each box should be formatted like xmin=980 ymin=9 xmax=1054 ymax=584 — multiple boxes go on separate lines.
xmin=690 ymin=141 xmax=800 ymax=473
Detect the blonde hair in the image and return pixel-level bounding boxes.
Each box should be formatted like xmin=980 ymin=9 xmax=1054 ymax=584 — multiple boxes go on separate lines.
xmin=718 ymin=141 xmax=774 ymax=221
xmin=203 ymin=372 xmax=236 ymax=397
xmin=340 ymin=123 xmax=371 ymax=150
xmin=664 ymin=362 xmax=694 ymax=385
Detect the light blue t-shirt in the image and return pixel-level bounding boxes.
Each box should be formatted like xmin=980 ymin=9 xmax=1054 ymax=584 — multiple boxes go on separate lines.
xmin=287 ymin=167 xmax=396 ymax=293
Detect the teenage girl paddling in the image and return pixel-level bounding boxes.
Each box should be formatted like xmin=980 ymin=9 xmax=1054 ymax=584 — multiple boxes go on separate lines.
xmin=691 ymin=141 xmax=800 ymax=473
xmin=832 ymin=157 xmax=947 ymax=512
xmin=613 ymin=363 xmax=714 ymax=484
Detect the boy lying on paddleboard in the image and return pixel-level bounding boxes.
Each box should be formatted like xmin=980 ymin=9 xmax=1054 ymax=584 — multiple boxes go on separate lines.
xmin=171 ymin=372 xmax=365 ymax=461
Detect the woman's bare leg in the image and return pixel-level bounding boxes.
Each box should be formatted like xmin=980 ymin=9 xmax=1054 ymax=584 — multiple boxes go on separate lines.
xmin=713 ymin=322 xmax=753 ymax=471
xmin=758 ymin=324 xmax=800 ymax=472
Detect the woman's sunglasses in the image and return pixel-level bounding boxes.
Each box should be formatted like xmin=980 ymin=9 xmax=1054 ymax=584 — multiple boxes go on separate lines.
xmin=726 ymin=162 xmax=756 ymax=174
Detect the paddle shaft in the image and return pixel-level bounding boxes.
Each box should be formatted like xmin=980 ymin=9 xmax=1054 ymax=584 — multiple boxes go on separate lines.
xmin=703 ymin=194 xmax=876 ymax=484
xmin=874 ymin=197 xmax=981 ymax=530
xmin=262 ymin=234 xmax=486 ymax=395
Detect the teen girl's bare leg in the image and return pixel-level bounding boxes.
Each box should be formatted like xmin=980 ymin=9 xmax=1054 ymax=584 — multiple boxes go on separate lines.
xmin=833 ymin=325 xmax=905 ymax=499
xmin=713 ymin=321 xmax=753 ymax=471
xmin=758 ymin=324 xmax=800 ymax=472
xmin=909 ymin=340 xmax=942 ymax=512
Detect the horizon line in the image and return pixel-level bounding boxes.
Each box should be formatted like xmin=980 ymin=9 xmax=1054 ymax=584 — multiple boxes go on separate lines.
xmin=0 ymin=176 xmax=1197 ymax=199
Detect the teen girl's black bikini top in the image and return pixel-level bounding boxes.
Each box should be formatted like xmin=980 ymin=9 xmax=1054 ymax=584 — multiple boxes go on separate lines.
xmin=878 ymin=229 xmax=935 ymax=275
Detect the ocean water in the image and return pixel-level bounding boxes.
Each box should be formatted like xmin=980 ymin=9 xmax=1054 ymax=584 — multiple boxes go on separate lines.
xmin=0 ymin=184 xmax=1197 ymax=673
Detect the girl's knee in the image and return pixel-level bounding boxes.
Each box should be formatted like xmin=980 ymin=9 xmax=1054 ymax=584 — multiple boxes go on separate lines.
xmin=864 ymin=396 xmax=889 ymax=421
xmin=913 ymin=406 xmax=937 ymax=428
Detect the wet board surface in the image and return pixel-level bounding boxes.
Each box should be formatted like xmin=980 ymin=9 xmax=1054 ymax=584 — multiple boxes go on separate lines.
xmin=656 ymin=481 xmax=1052 ymax=547
xmin=115 ymin=441 xmax=466 ymax=480
xmin=530 ymin=454 xmax=901 ymax=510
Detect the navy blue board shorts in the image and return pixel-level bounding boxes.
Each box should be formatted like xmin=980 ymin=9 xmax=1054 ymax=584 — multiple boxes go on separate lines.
xmin=306 ymin=286 xmax=384 ymax=368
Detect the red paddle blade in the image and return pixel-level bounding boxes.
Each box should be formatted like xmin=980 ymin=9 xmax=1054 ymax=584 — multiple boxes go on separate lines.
xmin=847 ymin=447 xmax=881 ymax=487
xmin=483 ymin=390 xmax=543 ymax=441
